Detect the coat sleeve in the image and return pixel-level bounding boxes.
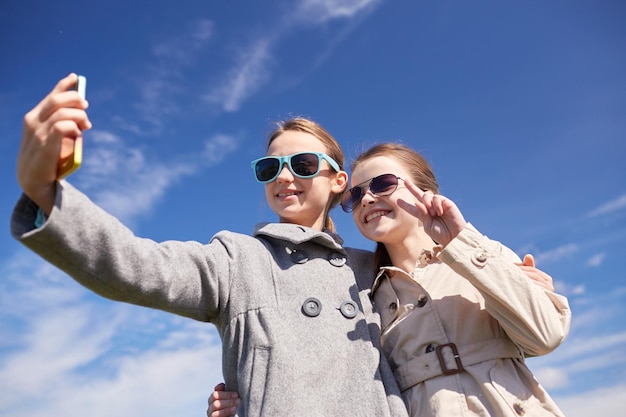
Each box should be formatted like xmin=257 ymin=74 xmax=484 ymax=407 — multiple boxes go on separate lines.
xmin=439 ymin=223 xmax=571 ymax=356
xmin=10 ymin=181 xmax=229 ymax=323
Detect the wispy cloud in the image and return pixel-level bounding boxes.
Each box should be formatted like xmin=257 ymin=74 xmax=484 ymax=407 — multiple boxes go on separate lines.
xmin=0 ymin=252 xmax=224 ymax=417
xmin=587 ymin=194 xmax=626 ymax=218
xmin=554 ymin=281 xmax=585 ymax=297
xmin=534 ymin=243 xmax=579 ymax=265
xmin=134 ymin=19 xmax=215 ymax=132
xmin=526 ymin=289 xmax=626 ymax=398
xmin=203 ymin=37 xmax=274 ymax=112
xmin=586 ymin=252 xmax=606 ymax=267
xmin=532 ymin=366 xmax=569 ymax=389
xmin=203 ymin=0 xmax=384 ymax=112
xmin=76 ymin=129 xmax=238 ymax=226
xmin=556 ymin=384 xmax=626 ymax=417
xmin=294 ymin=0 xmax=382 ymax=24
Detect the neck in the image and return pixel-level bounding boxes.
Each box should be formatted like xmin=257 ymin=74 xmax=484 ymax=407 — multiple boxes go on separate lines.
xmin=385 ymin=228 xmax=437 ymax=274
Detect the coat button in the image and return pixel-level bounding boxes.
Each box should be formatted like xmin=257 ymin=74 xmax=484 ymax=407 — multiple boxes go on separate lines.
xmin=339 ymin=300 xmax=358 ymax=318
xmin=302 ymin=297 xmax=322 ymax=317
xmin=417 ymin=295 xmax=427 ymax=308
xmin=513 ymin=403 xmax=525 ymax=415
xmin=425 ymin=343 xmax=436 ymax=353
xmin=388 ymin=302 xmax=397 ymax=313
xmin=471 ymin=249 xmax=488 ymax=267
xmin=328 ymin=252 xmax=346 ymax=267
xmin=290 ymin=250 xmax=309 ymax=264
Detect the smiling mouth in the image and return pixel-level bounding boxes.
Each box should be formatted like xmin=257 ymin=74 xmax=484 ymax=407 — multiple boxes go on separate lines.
xmin=364 ymin=210 xmax=389 ymax=224
xmin=277 ymin=191 xmax=301 ymax=198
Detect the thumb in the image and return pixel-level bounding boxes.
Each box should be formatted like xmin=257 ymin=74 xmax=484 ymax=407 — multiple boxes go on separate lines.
xmin=522 ymin=254 xmax=535 ymax=267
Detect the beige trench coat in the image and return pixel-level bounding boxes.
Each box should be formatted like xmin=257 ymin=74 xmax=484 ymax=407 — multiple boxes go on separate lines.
xmin=371 ymin=223 xmax=571 ymax=417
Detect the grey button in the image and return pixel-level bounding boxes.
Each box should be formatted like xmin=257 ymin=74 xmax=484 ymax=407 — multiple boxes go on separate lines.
xmin=417 ymin=295 xmax=427 ymax=308
xmin=425 ymin=343 xmax=436 ymax=353
xmin=302 ymin=297 xmax=321 ymax=317
xmin=328 ymin=253 xmax=346 ymax=267
xmin=290 ymin=250 xmax=309 ymax=264
xmin=339 ymin=300 xmax=358 ymax=319
xmin=389 ymin=302 xmax=397 ymax=313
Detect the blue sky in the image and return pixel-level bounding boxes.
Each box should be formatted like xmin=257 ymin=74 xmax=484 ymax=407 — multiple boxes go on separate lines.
xmin=1 ymin=1 xmax=625 ymax=416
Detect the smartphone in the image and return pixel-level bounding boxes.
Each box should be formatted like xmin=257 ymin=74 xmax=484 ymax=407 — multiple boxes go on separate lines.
xmin=57 ymin=75 xmax=87 ymax=179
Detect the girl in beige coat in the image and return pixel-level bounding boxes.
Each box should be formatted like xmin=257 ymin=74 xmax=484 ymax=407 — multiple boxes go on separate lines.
xmin=340 ymin=143 xmax=570 ymax=416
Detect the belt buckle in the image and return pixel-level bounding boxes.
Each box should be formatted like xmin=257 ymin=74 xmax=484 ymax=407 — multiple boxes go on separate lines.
xmin=435 ymin=343 xmax=465 ymax=375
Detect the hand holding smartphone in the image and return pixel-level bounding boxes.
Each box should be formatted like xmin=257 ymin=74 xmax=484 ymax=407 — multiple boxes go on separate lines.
xmin=57 ymin=74 xmax=87 ymax=179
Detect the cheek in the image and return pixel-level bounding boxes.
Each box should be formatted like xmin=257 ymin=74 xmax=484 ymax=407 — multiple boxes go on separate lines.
xmin=264 ymin=186 xmax=276 ymax=206
xmin=352 ymin=212 xmax=367 ymax=232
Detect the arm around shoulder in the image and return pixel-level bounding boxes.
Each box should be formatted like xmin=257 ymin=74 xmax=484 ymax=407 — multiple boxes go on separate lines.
xmin=440 ymin=223 xmax=571 ymax=356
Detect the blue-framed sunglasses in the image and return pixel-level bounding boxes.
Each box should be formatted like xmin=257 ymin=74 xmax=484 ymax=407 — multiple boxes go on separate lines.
xmin=341 ymin=173 xmax=403 ymax=213
xmin=251 ymin=152 xmax=341 ymax=184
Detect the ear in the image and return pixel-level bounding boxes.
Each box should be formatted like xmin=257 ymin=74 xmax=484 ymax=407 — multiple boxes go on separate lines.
xmin=331 ymin=170 xmax=349 ymax=195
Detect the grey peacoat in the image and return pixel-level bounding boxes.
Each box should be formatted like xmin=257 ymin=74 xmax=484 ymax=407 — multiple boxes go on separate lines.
xmin=11 ymin=181 xmax=409 ymax=417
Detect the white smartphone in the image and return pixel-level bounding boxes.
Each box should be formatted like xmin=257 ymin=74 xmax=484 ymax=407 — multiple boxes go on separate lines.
xmin=57 ymin=75 xmax=87 ymax=179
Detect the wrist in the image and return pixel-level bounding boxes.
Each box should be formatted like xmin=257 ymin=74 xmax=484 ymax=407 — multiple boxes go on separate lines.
xmin=24 ymin=183 xmax=57 ymax=216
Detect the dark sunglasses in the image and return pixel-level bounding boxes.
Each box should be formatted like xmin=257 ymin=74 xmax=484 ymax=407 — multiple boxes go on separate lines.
xmin=340 ymin=173 xmax=403 ymax=213
xmin=251 ymin=152 xmax=340 ymax=184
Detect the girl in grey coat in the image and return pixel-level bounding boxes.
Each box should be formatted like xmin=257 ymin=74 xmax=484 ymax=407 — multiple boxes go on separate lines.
xmin=11 ymin=74 xmax=409 ymax=417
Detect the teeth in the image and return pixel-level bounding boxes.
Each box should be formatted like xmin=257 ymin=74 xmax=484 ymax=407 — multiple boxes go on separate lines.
xmin=365 ymin=211 xmax=387 ymax=223
xmin=278 ymin=191 xmax=298 ymax=197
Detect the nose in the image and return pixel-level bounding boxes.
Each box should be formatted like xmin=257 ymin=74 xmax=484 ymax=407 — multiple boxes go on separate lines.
xmin=360 ymin=189 xmax=376 ymax=207
xmin=275 ymin=162 xmax=294 ymax=183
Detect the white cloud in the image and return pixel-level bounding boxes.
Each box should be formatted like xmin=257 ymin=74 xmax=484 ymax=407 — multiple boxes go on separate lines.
xmin=76 ymin=130 xmax=194 ymax=224
xmin=586 ymin=252 xmax=606 ymax=267
xmin=75 ymin=129 xmax=238 ymax=226
xmin=201 ymin=0 xmax=384 ymax=112
xmin=295 ymin=0 xmax=381 ymax=24
xmin=134 ymin=19 xmax=215 ymax=131
xmin=203 ymin=134 xmax=240 ymax=164
xmin=587 ymin=194 xmax=626 ymax=218
xmin=203 ymin=38 xmax=273 ymax=112
xmin=534 ymin=243 xmax=578 ymax=265
xmin=0 ymin=305 xmax=117 ymax=406
xmin=554 ymin=280 xmax=585 ymax=297
xmin=555 ymin=384 xmax=626 ymax=417
xmin=532 ymin=367 xmax=569 ymax=389
xmin=0 ymin=252 xmax=224 ymax=417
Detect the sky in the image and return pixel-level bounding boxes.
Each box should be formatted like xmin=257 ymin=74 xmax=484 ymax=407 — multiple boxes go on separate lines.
xmin=1 ymin=0 xmax=625 ymax=416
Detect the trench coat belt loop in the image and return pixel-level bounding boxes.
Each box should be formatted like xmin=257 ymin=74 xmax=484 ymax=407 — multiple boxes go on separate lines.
xmin=393 ymin=338 xmax=524 ymax=392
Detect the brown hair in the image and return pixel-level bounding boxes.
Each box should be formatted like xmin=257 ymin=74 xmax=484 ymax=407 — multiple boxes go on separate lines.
xmin=267 ymin=117 xmax=345 ymax=232
xmin=350 ymin=143 xmax=439 ymax=270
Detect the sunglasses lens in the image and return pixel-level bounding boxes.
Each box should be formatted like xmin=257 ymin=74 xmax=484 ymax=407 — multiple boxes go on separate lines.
xmin=370 ymin=174 xmax=399 ymax=195
xmin=341 ymin=174 xmax=399 ymax=212
xmin=255 ymin=158 xmax=280 ymax=182
xmin=290 ymin=153 xmax=320 ymax=177
xmin=341 ymin=187 xmax=362 ymax=212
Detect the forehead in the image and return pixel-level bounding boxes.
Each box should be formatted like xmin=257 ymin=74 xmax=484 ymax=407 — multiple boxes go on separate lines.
xmin=351 ymin=156 xmax=409 ymax=186
xmin=267 ymin=131 xmax=326 ymax=156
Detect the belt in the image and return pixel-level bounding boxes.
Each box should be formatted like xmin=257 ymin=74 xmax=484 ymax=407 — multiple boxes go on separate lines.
xmin=393 ymin=338 xmax=523 ymax=391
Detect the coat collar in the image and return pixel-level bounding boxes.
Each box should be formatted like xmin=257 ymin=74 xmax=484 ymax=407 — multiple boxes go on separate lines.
xmin=253 ymin=222 xmax=345 ymax=251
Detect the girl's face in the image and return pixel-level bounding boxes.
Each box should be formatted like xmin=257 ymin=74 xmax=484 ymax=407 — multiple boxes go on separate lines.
xmin=265 ymin=131 xmax=346 ymax=230
xmin=350 ymin=156 xmax=421 ymax=244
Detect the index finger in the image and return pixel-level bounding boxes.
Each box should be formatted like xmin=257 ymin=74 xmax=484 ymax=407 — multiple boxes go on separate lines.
xmin=31 ymin=73 xmax=84 ymax=121
xmin=404 ymin=177 xmax=426 ymax=200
